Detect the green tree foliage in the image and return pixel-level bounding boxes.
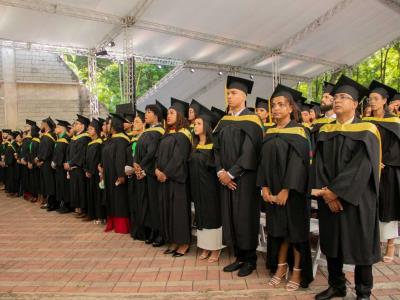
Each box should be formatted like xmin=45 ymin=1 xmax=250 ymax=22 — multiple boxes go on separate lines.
xmin=63 ymin=54 xmax=173 ymax=112
xmin=297 ymin=40 xmax=400 ymax=102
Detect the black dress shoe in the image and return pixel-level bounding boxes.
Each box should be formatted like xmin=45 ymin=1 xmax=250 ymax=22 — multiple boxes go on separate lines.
xmin=152 ymin=236 xmax=165 ymax=247
xmin=223 ymin=261 xmax=244 ymax=272
xmin=237 ymin=262 xmax=256 ymax=277
xmin=40 ymin=204 xmax=48 ymax=209
xmin=172 ymin=248 xmax=189 ymax=257
xmin=46 ymin=206 xmax=57 ymax=212
xmin=315 ymin=287 xmax=346 ymax=300
xmin=145 ymin=230 xmax=155 ymax=244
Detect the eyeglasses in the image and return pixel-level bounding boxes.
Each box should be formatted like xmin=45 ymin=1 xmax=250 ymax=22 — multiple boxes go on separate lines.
xmin=333 ymin=94 xmax=353 ymax=101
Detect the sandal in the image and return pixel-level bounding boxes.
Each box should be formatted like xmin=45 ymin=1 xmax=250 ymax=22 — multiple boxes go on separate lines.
xmin=199 ymin=250 xmax=210 ymax=260
xmin=286 ymin=268 xmax=301 ymax=292
xmin=383 ymin=243 xmax=395 ymax=263
xmin=268 ymin=263 xmax=288 ymax=287
xmin=208 ymin=250 xmax=221 ymax=263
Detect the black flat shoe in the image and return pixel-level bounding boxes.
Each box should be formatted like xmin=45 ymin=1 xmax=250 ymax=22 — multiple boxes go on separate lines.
xmin=152 ymin=237 xmax=165 ymax=247
xmin=315 ymin=287 xmax=346 ymax=300
xmin=237 ymin=262 xmax=256 ymax=277
xmin=223 ymin=261 xmax=243 ymax=272
xmin=172 ymin=248 xmax=189 ymax=257
xmin=163 ymin=249 xmax=176 ymax=254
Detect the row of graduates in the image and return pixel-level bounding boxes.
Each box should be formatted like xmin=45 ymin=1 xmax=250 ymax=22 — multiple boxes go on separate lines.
xmin=0 ymin=73 xmax=399 ymax=299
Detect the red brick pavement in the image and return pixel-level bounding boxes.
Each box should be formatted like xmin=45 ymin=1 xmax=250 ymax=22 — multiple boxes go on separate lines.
xmin=0 ymin=192 xmax=399 ymax=299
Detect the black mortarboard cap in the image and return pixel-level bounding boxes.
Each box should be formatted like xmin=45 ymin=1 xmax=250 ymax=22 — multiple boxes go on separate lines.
xmin=170 ymin=97 xmax=189 ymax=118
xmin=110 ymin=113 xmax=128 ymax=127
xmin=211 ymin=106 xmax=225 ymax=120
xmin=255 ymin=97 xmax=269 ymax=110
xmin=323 ymin=81 xmax=335 ymax=94
xmin=368 ymin=80 xmax=397 ymax=100
xmin=270 ymin=84 xmax=302 ymax=103
xmin=2 ymin=129 xmax=12 ymax=134
xmin=199 ymin=106 xmax=219 ymax=128
xmin=226 ymin=75 xmax=254 ymax=95
xmin=42 ymin=116 xmax=56 ymax=129
xmin=26 ymin=119 xmax=37 ymax=127
xmin=98 ymin=117 xmax=105 ymax=125
xmin=296 ymin=96 xmax=313 ymax=112
xmin=331 ymin=75 xmax=368 ymax=102
xmin=123 ymin=113 xmax=135 ymax=123
xmin=248 ymin=107 xmax=255 ymax=113
xmin=190 ymin=99 xmax=202 ymax=115
xmin=136 ymin=110 xmax=145 ymax=122
xmin=56 ymin=119 xmax=71 ymax=128
xmin=11 ymin=131 xmax=20 ymax=138
xmin=156 ymin=100 xmax=168 ymax=119
xmin=391 ymin=93 xmax=400 ymax=103
xmin=89 ymin=118 xmax=102 ymax=133
xmin=76 ymin=114 xmax=90 ymax=127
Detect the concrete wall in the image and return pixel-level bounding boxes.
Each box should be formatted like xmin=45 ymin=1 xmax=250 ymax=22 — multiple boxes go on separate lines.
xmin=0 ymin=48 xmax=108 ymax=129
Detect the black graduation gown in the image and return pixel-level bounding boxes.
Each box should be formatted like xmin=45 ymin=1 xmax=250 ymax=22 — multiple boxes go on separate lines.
xmin=126 ymin=136 xmax=139 ymax=238
xmin=28 ymin=138 xmax=41 ymax=195
xmin=5 ymin=141 xmax=18 ymax=193
xmin=67 ymin=133 xmax=91 ymax=209
xmin=212 ymin=109 xmax=263 ymax=250
xmin=52 ymin=135 xmax=70 ymax=205
xmin=257 ymin=121 xmax=313 ymax=287
xmin=363 ymin=114 xmax=400 ymax=222
xmin=0 ymin=142 xmax=6 ymax=184
xmin=102 ymin=133 xmax=130 ymax=218
xmin=156 ymin=128 xmax=192 ymax=245
xmin=189 ymin=144 xmax=221 ymax=230
xmin=38 ymin=133 xmax=56 ymax=197
xmin=313 ymin=118 xmax=381 ymax=265
xmin=134 ymin=127 xmax=164 ymax=233
xmin=84 ymin=139 xmax=103 ymax=219
xmin=20 ymin=137 xmax=31 ymax=194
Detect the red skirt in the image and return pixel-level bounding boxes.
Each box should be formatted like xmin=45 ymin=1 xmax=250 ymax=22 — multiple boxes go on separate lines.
xmin=105 ymin=216 xmax=130 ymax=234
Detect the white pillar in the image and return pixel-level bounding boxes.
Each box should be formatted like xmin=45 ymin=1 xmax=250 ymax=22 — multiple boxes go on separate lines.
xmin=1 ymin=48 xmax=18 ymax=129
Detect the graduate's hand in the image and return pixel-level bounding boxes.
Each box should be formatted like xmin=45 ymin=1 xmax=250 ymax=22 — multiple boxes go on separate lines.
xmin=64 ymin=163 xmax=70 ymax=171
xmin=115 ymin=176 xmax=126 ymax=186
xmin=27 ymin=162 xmax=33 ymax=169
xmin=311 ymin=189 xmax=324 ymax=197
xmin=85 ymin=172 xmax=92 ymax=178
xmin=327 ymin=198 xmax=343 ymax=213
xmin=226 ymin=180 xmax=237 ymax=191
xmin=262 ymin=187 xmax=273 ymax=203
xmin=218 ymin=170 xmax=232 ymax=186
xmin=381 ymin=163 xmax=385 ymax=169
xmin=37 ymin=161 xmax=43 ymax=167
xmin=133 ymin=163 xmax=142 ymax=173
xmin=275 ymin=189 xmax=289 ymax=206
xmin=321 ymin=187 xmax=337 ymax=203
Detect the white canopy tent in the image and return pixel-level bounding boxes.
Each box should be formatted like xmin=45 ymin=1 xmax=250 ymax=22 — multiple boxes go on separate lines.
xmin=1 ymin=0 xmax=400 ymax=109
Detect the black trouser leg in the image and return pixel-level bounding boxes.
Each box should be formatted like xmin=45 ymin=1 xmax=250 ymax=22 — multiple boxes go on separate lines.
xmin=234 ymin=247 xmax=257 ymax=266
xmin=355 ymin=265 xmax=373 ymax=298
xmin=326 ymin=257 xmax=346 ymax=292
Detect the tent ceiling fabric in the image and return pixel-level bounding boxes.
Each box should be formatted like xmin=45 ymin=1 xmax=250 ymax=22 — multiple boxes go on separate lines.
xmin=1 ymin=0 xmax=399 ymax=109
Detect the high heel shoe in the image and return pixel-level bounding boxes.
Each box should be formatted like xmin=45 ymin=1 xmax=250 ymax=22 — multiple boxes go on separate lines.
xmin=268 ymin=263 xmax=288 ymax=287
xmin=172 ymin=247 xmax=190 ymax=257
xmin=383 ymin=244 xmax=395 ymax=263
xmin=163 ymin=248 xmax=177 ymax=254
xmin=286 ymin=268 xmax=301 ymax=292
xmin=198 ymin=250 xmax=210 ymax=260
xmin=208 ymin=250 xmax=221 ymax=263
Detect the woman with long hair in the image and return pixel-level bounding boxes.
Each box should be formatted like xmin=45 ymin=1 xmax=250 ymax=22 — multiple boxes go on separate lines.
xmin=156 ymin=98 xmax=192 ymax=257
xmin=364 ymin=80 xmax=400 ymax=263
xmin=258 ymin=84 xmax=313 ymax=291
xmin=190 ymin=108 xmax=225 ymax=263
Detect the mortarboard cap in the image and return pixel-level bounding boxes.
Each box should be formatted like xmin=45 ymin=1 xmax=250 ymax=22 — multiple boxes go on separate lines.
xmin=42 ymin=116 xmax=56 ymax=129
xmin=331 ymin=75 xmax=368 ymax=102
xmin=323 ymin=81 xmax=335 ymax=94
xmin=368 ymin=80 xmax=397 ymax=100
xmin=170 ymin=97 xmax=189 ymax=118
xmin=270 ymin=84 xmax=303 ymax=103
xmin=255 ymin=97 xmax=269 ymax=111
xmin=26 ymin=119 xmax=37 ymax=127
xmin=226 ymin=75 xmax=254 ymax=95
xmin=56 ymin=119 xmax=71 ymax=129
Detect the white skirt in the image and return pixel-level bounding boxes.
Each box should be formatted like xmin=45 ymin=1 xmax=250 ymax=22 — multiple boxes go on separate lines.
xmin=197 ymin=227 xmax=226 ymax=251
xmin=379 ymin=221 xmax=399 ymax=241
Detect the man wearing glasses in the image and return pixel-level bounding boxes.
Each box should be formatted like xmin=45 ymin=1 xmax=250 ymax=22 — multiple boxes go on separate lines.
xmin=312 ymin=75 xmax=381 ymax=300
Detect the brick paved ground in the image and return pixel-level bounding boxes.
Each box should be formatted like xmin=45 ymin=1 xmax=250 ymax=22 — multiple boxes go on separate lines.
xmin=0 ymin=192 xmax=399 ymax=299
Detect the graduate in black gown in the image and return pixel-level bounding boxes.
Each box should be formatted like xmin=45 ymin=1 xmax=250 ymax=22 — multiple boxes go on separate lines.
xmin=132 ymin=104 xmax=165 ymax=245
xmin=255 ymin=97 xmax=274 ymax=131
xmin=363 ymin=80 xmax=400 ymax=263
xmin=0 ymin=130 xmax=9 ymax=187
xmin=65 ymin=115 xmax=91 ymax=217
xmin=190 ymin=106 xmax=225 ymax=263
xmin=124 ymin=111 xmax=145 ymax=238
xmin=213 ymin=76 xmax=263 ymax=277
xmin=313 ymin=75 xmax=381 ymax=300
xmin=257 ymin=85 xmax=313 ymax=291
xmin=188 ymin=99 xmax=201 ymax=135
xmin=20 ymin=122 xmax=34 ymax=200
xmin=156 ymin=98 xmax=192 ymax=257
xmin=103 ymin=113 xmax=130 ymax=234
xmin=52 ymin=119 xmax=71 ymax=214
xmin=85 ymin=118 xmax=104 ymax=222
xmin=27 ymin=125 xmax=41 ymax=203
xmin=4 ymin=131 xmax=20 ymax=196
xmin=37 ymin=117 xmax=56 ymax=210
